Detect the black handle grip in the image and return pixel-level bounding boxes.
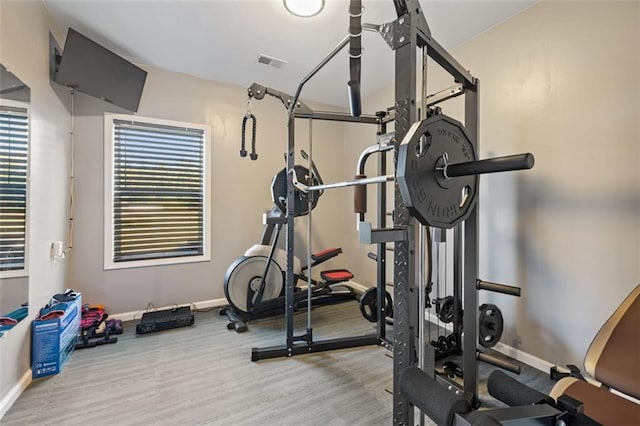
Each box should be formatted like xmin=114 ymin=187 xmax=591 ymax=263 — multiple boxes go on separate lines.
xmin=348 ymin=80 xmax=361 ymax=117
xmin=447 ymin=153 xmax=534 ymax=178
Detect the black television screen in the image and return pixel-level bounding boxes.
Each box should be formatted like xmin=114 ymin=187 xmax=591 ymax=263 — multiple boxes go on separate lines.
xmin=54 ymin=28 xmax=147 ymax=112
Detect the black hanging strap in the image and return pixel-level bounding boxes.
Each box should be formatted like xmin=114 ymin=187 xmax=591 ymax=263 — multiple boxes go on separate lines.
xmin=240 ymin=113 xmax=257 ymax=160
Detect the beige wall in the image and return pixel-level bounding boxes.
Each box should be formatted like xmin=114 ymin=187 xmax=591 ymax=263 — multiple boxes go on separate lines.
xmin=0 ymin=0 xmax=70 ymax=414
xmin=346 ymin=1 xmax=640 ymax=366
xmin=467 ymin=0 xmax=639 ymax=367
xmin=68 ymin=67 xmax=351 ymax=314
xmin=0 ymin=278 xmax=27 ymax=314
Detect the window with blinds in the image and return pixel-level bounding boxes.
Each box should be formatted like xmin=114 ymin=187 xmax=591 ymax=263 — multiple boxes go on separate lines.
xmin=0 ymin=106 xmax=28 ymax=274
xmin=106 ymin=116 xmax=209 ymax=267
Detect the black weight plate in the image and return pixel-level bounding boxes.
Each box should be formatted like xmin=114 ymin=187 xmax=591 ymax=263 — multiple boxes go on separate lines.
xmin=359 ymin=288 xmax=393 ymax=323
xmin=437 ymin=296 xmax=455 ymax=323
xmin=479 ymin=303 xmax=504 ymax=348
xmin=271 ymin=165 xmax=320 ymax=217
xmin=397 ymin=114 xmax=478 ymax=228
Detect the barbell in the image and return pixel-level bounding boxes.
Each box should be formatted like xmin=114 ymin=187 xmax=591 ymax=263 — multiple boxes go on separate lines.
xmin=397 ymin=114 xmax=534 ymax=228
xmin=287 ymin=113 xmax=534 ymax=229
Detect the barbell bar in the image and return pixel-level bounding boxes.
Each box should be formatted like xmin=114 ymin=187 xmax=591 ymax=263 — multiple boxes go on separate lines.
xmin=299 ymin=153 xmax=532 ymax=193
xmin=290 ymin=113 xmax=535 ymax=228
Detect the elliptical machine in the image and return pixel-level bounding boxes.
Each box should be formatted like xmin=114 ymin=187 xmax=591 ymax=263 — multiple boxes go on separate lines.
xmin=220 ymin=151 xmax=356 ymax=332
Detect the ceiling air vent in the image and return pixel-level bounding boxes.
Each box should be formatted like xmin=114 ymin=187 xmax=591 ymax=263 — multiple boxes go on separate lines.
xmin=256 ymin=54 xmax=288 ymax=69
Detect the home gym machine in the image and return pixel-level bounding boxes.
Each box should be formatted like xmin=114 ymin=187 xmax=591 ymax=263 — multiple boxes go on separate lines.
xmin=237 ymin=92 xmax=395 ymax=357
xmin=220 ymin=153 xmax=357 ymax=333
xmin=237 ymin=0 xmax=397 ymax=357
xmin=237 ymin=0 xmax=590 ymax=424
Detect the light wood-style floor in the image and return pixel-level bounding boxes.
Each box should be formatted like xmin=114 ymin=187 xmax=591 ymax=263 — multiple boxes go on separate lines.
xmin=2 ymin=301 xmax=554 ymax=425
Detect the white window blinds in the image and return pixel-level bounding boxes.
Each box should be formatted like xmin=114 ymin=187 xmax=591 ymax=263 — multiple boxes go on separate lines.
xmin=111 ymin=119 xmax=205 ymax=263
xmin=0 ymin=107 xmax=28 ymax=272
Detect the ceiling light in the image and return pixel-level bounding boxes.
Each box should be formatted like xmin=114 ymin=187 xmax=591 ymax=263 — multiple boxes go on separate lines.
xmin=283 ymin=0 xmax=325 ymax=18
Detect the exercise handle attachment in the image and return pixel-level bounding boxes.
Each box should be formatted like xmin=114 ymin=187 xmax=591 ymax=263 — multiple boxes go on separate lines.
xmin=445 ymin=153 xmax=534 ymax=179
xmin=240 ymin=97 xmax=257 ymax=160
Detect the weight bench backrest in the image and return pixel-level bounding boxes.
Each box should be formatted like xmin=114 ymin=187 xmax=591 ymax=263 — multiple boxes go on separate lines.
xmin=584 ymin=283 xmax=640 ymax=399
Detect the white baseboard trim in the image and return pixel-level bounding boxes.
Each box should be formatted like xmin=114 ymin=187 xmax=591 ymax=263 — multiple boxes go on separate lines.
xmin=110 ymin=298 xmax=228 ymax=322
xmin=347 ymin=281 xmax=369 ymax=294
xmin=0 ymin=369 xmax=31 ymax=421
xmin=493 ymin=342 xmax=554 ymax=374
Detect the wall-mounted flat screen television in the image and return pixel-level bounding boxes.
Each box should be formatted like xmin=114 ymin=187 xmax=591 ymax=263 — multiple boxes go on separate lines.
xmin=54 ymin=28 xmax=147 ymax=112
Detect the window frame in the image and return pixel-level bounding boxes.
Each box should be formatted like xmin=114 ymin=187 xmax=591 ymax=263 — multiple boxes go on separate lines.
xmin=103 ymin=113 xmax=211 ymax=270
xmin=0 ymin=99 xmax=30 ymax=279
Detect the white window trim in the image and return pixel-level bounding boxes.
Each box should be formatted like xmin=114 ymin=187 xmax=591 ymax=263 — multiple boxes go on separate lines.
xmin=103 ymin=113 xmax=211 ymax=270
xmin=0 ymin=99 xmax=30 ymax=279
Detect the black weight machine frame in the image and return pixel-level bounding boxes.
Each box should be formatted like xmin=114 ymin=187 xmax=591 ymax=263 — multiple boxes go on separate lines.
xmin=384 ymin=1 xmax=525 ymax=422
xmin=245 ymin=1 xmax=560 ymax=425
xmin=246 ymin=86 xmax=394 ymax=359
xmin=243 ymin=0 xmax=496 ymax=390
xmin=385 ymin=2 xmax=598 ymax=426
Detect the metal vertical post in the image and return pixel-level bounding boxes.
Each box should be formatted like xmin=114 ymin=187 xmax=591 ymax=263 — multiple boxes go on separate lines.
xmin=285 ymin=115 xmax=296 ymax=355
xmin=417 ymin=44 xmax=429 ymax=426
xmin=377 ymin=116 xmax=387 ymax=341
xmin=462 ymin=81 xmax=479 ymax=403
xmin=393 ymin=11 xmax=418 ymax=426
xmin=452 ymin=224 xmax=463 ymax=353
xmin=306 ymin=119 xmax=313 ymax=340
xmin=417 ymin=224 xmax=426 ymax=426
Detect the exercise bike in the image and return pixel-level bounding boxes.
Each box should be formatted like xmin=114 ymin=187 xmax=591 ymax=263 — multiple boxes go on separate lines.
xmin=220 ymin=152 xmax=357 ymax=332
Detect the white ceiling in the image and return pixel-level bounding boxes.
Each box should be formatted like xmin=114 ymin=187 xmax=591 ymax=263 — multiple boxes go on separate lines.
xmin=43 ymin=0 xmax=535 ymax=107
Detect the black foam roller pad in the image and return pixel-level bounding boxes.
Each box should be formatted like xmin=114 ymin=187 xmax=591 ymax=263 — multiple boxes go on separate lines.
xmin=399 ymin=366 xmax=471 ymax=426
xmin=487 ymin=370 xmax=555 ymax=407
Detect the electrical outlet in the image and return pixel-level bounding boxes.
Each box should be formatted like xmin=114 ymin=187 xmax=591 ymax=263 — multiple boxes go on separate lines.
xmin=50 ymin=241 xmax=65 ymax=262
